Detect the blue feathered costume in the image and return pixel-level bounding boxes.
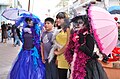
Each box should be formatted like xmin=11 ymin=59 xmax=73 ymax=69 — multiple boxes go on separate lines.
xmin=8 ymin=13 xmax=45 ymax=79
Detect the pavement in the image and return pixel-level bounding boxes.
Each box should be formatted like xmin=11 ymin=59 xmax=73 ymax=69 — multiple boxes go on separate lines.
xmin=0 ymin=38 xmax=21 ymax=79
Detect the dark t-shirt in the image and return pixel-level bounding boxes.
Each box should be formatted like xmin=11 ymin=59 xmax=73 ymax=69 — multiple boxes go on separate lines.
xmin=23 ymin=32 xmax=33 ymax=50
xmin=1 ymin=24 xmax=6 ymax=32
xmin=41 ymin=31 xmax=53 ymax=59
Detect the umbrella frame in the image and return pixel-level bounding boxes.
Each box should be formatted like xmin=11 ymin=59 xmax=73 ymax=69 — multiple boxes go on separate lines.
xmin=1 ymin=8 xmax=30 ymax=21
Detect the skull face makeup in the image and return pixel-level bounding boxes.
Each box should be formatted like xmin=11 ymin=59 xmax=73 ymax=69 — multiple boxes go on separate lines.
xmin=70 ymin=15 xmax=90 ymax=33
xmin=72 ymin=19 xmax=85 ymax=31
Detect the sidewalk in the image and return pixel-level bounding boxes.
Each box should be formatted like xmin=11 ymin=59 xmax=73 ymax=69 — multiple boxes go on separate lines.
xmin=0 ymin=39 xmax=20 ymax=79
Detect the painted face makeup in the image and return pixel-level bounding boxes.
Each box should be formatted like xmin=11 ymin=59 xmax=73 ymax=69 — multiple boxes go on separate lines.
xmin=72 ymin=19 xmax=84 ymax=31
xmin=28 ymin=21 xmax=33 ymax=27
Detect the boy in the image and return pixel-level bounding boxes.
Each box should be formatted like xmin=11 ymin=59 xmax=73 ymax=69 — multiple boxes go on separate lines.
xmin=41 ymin=17 xmax=58 ymax=79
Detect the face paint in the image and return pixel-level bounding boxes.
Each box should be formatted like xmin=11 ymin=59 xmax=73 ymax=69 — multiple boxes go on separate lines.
xmin=72 ymin=19 xmax=84 ymax=31
xmin=28 ymin=21 xmax=33 ymax=27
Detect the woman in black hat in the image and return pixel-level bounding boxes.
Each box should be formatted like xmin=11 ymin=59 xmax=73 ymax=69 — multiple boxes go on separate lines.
xmin=64 ymin=15 xmax=108 ymax=79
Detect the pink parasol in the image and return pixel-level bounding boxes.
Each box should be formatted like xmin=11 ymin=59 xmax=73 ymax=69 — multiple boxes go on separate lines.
xmin=87 ymin=5 xmax=118 ymax=55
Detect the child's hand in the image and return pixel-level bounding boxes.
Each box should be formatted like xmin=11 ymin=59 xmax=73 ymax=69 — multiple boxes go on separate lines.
xmin=54 ymin=50 xmax=59 ymax=55
xmin=42 ymin=58 xmax=46 ymax=63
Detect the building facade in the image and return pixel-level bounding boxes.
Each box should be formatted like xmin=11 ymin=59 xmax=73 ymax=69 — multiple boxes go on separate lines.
xmin=55 ymin=0 xmax=120 ymax=19
xmin=0 ymin=0 xmax=22 ymax=27
xmin=0 ymin=0 xmax=10 ymax=26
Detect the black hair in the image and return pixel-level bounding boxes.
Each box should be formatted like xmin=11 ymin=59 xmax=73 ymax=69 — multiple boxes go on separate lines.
xmin=44 ymin=17 xmax=54 ymax=24
xmin=71 ymin=15 xmax=87 ymax=23
xmin=61 ymin=18 xmax=70 ymax=32
xmin=55 ymin=12 xmax=69 ymax=32
xmin=25 ymin=17 xmax=32 ymax=23
xmin=25 ymin=17 xmax=33 ymax=28
xmin=56 ymin=12 xmax=68 ymax=19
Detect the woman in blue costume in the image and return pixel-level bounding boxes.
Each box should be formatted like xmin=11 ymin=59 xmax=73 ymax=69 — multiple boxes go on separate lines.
xmin=8 ymin=13 xmax=45 ymax=79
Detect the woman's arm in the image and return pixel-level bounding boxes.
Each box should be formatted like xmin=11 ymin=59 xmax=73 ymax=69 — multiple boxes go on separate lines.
xmin=79 ymin=34 xmax=95 ymax=57
xmin=54 ymin=28 xmax=70 ymax=55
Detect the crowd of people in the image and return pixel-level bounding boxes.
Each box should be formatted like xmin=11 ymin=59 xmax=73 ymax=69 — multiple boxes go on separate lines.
xmin=1 ymin=11 xmax=111 ymax=79
xmin=0 ymin=21 xmax=20 ymax=47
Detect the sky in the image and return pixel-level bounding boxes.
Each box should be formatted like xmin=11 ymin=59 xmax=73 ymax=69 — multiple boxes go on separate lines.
xmin=19 ymin=0 xmax=61 ymax=21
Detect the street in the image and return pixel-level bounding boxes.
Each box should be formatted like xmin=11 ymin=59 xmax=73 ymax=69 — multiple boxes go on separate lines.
xmin=0 ymin=39 xmax=20 ymax=79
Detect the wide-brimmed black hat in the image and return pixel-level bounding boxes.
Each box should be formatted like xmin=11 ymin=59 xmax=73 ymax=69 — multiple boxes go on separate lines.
xmin=70 ymin=15 xmax=87 ymax=23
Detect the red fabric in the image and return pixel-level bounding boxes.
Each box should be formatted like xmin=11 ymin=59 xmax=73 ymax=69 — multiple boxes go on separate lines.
xmin=108 ymin=47 xmax=120 ymax=62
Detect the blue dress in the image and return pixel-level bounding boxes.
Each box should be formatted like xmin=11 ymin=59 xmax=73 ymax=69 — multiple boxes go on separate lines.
xmin=8 ymin=31 xmax=45 ymax=79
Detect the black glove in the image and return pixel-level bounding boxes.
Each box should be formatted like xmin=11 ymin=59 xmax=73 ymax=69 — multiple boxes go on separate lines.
xmin=102 ymin=54 xmax=109 ymax=63
xmin=78 ymin=33 xmax=84 ymax=44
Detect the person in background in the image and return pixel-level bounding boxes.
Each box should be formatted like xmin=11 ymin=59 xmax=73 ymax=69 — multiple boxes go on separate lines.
xmin=41 ymin=17 xmax=59 ymax=79
xmin=11 ymin=24 xmax=16 ymax=45
xmin=1 ymin=21 xmax=7 ymax=43
xmin=1 ymin=21 xmax=4 ymax=42
xmin=13 ymin=27 xmax=20 ymax=47
xmin=7 ymin=23 xmax=12 ymax=40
